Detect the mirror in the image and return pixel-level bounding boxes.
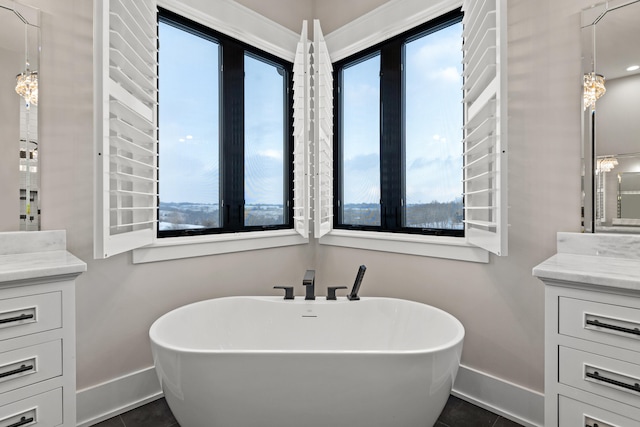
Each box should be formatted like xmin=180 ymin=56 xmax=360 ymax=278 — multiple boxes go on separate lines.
xmin=582 ymin=0 xmax=640 ymax=233
xmin=0 ymin=1 xmax=40 ymax=231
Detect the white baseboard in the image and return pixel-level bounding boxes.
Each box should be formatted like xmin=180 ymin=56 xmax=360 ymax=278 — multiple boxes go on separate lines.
xmin=75 ymin=364 xmax=543 ymax=427
xmin=76 ymin=366 xmax=161 ymax=427
xmin=453 ymin=364 xmax=544 ymax=427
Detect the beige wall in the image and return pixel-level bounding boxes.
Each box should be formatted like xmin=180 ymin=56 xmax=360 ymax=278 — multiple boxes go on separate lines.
xmin=234 ymin=0 xmax=392 ymax=34
xmin=236 ymin=0 xmax=313 ymax=32
xmin=311 ymin=0 xmax=391 ymax=33
xmin=597 ymin=74 xmax=640 ymax=156
xmin=9 ymin=0 xmax=595 ymax=395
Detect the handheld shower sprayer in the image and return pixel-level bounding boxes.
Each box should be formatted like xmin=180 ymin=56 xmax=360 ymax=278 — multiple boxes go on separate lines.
xmin=347 ymin=265 xmax=367 ymax=301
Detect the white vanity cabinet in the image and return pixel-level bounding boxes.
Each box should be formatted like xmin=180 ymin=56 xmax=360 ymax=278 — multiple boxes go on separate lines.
xmin=0 ymin=231 xmax=86 ymax=427
xmin=534 ymin=232 xmax=640 ymax=427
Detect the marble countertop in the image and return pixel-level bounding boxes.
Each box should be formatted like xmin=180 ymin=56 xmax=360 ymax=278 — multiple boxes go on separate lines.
xmin=0 ymin=250 xmax=86 ymax=284
xmin=0 ymin=230 xmax=86 ymax=285
xmin=533 ymin=232 xmax=640 ymax=292
xmin=533 ymin=253 xmax=640 ymax=291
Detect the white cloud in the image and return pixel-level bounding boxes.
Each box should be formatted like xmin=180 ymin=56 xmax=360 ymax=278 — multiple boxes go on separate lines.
xmin=344 ymin=83 xmax=378 ymax=107
xmin=430 ymin=66 xmax=461 ymax=83
xmin=407 ymin=23 xmax=463 ymax=86
xmin=258 ymin=149 xmax=283 ymax=160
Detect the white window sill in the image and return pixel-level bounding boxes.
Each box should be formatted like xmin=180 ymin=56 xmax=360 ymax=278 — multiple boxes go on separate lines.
xmin=132 ymin=228 xmax=488 ymax=264
xmin=319 ymin=229 xmax=489 ymax=263
xmin=132 ymin=229 xmax=308 ymax=264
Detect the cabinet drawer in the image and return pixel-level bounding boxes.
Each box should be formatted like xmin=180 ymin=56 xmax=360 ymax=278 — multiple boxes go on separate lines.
xmin=0 ymin=340 xmax=61 ymax=395
xmin=0 ymin=388 xmax=62 ymax=427
xmin=559 ymin=346 xmax=640 ymax=409
xmin=0 ymin=292 xmax=61 ymax=342
xmin=559 ymin=395 xmax=640 ymax=426
xmin=559 ymin=297 xmax=640 ymax=353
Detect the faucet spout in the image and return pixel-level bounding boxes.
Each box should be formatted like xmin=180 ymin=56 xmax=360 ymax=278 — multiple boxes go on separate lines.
xmin=303 ymin=270 xmax=315 ymax=300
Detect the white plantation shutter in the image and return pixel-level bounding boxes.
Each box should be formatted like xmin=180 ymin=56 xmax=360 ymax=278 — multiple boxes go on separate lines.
xmin=93 ymin=4 xmax=502 ymax=259
xmin=462 ymin=0 xmax=508 ymax=256
xmin=94 ymin=0 xmax=158 ymax=259
xmin=312 ymin=20 xmax=333 ymax=238
xmin=292 ymin=21 xmax=311 ymax=238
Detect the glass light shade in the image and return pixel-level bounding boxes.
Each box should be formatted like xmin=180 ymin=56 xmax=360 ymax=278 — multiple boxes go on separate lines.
xmin=15 ymin=70 xmax=38 ymax=106
xmin=596 ymin=157 xmax=618 ymax=173
xmin=583 ymin=72 xmax=605 ymax=111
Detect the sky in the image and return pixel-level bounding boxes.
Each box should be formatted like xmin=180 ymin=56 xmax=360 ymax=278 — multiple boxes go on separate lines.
xmin=158 ymin=19 xmax=462 ymax=207
xmin=342 ymin=54 xmax=381 ymax=205
xmin=405 ymin=22 xmax=463 ymax=204
xmin=244 ymin=54 xmax=285 ymax=205
xmin=342 ymin=22 xmax=463 ymax=206
xmin=158 ymin=21 xmax=220 ymax=206
xmin=159 ymin=21 xmax=285 ymax=206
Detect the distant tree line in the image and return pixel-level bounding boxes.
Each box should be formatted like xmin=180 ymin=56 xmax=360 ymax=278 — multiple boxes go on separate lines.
xmin=159 ymin=200 xmax=463 ymax=230
xmin=342 ymin=200 xmax=463 ymax=229
xmin=159 ymin=202 xmax=283 ymax=229
xmin=405 ymin=199 xmax=463 ymax=229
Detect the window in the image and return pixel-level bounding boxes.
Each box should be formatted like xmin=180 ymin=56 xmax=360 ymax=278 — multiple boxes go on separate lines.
xmin=158 ymin=9 xmax=293 ymax=237
xmin=95 ymin=0 xmax=506 ymax=262
xmin=334 ymin=9 xmax=464 ymax=236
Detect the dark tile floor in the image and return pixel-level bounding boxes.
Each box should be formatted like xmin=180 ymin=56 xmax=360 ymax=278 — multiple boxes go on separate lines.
xmin=92 ymin=395 xmax=523 ymax=427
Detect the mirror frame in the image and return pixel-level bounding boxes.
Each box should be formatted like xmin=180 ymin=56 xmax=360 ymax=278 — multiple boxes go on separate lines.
xmin=0 ymin=0 xmax=40 ymax=231
xmin=581 ymin=0 xmax=640 ymax=233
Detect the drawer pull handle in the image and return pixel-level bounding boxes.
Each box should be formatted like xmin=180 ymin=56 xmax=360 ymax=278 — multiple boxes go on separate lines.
xmin=586 ymin=416 xmax=615 ymax=427
xmin=0 ymin=364 xmax=34 ymax=379
xmin=586 ymin=319 xmax=640 ymax=336
xmin=7 ymin=417 xmax=34 ymax=427
xmin=586 ymin=370 xmax=640 ymax=393
xmin=0 ymin=314 xmax=34 ymax=325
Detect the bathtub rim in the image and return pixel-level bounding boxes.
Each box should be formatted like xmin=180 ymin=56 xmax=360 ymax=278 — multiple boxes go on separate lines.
xmin=149 ymin=296 xmax=465 ymax=356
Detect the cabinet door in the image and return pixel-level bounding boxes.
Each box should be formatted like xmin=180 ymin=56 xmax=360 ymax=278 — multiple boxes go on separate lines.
xmin=559 ymin=395 xmax=640 ymax=426
xmin=559 ymin=346 xmax=640 ymax=410
xmin=0 ymin=292 xmax=61 ymax=341
xmin=560 ymin=296 xmax=640 ymax=353
xmin=0 ymin=340 xmax=62 ymax=395
xmin=0 ymin=388 xmax=62 ymax=427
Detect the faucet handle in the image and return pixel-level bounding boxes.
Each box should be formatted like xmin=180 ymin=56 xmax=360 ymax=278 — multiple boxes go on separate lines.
xmin=274 ymin=286 xmax=294 ymax=300
xmin=327 ymin=286 xmax=348 ymax=300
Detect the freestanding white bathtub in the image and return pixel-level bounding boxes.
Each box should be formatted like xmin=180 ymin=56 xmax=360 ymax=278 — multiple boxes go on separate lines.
xmin=149 ymin=296 xmax=464 ymax=427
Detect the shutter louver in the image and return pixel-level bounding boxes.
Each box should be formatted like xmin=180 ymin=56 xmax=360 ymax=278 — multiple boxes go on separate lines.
xmin=95 ymin=0 xmax=158 ymax=259
xmin=292 ymin=21 xmax=311 ymax=239
xmin=462 ymin=0 xmax=508 ymax=256
xmin=312 ymin=20 xmax=333 ymax=238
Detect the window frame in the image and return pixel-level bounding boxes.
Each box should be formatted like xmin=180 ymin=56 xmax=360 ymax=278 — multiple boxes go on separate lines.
xmin=157 ymin=7 xmax=295 ymax=238
xmin=333 ymin=8 xmax=465 ymax=238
